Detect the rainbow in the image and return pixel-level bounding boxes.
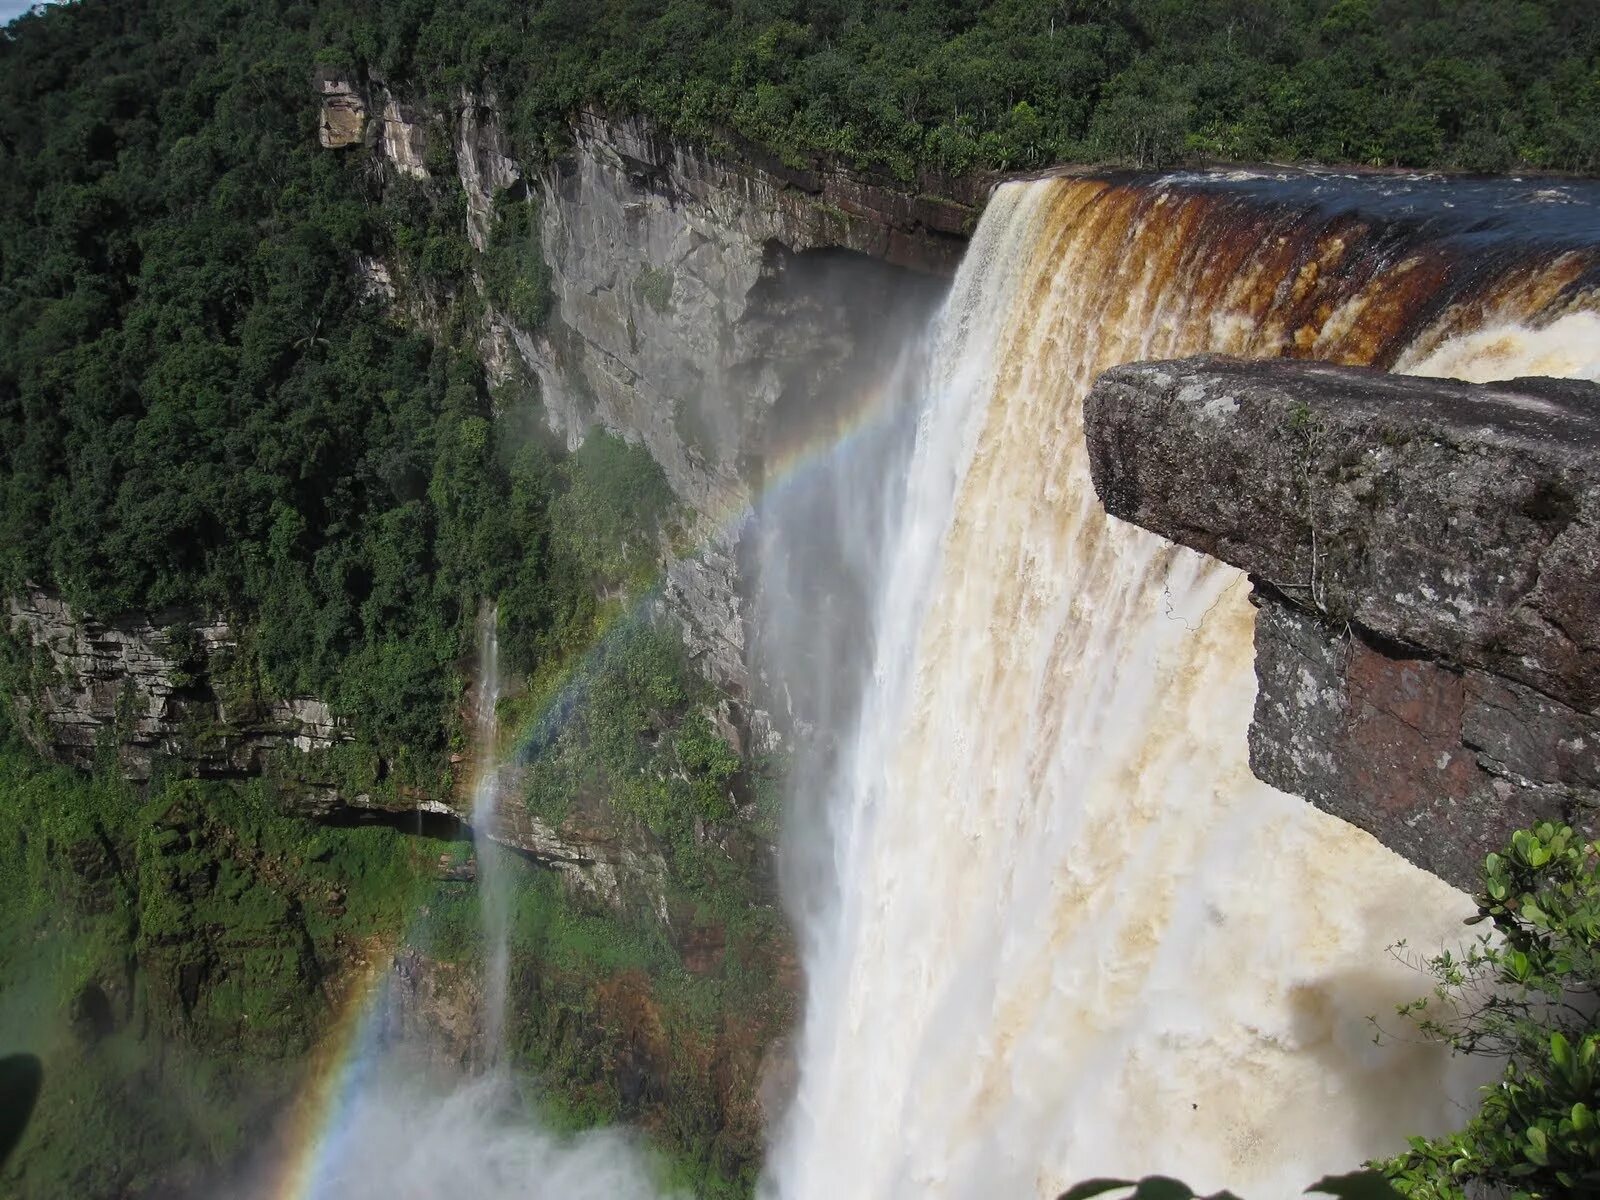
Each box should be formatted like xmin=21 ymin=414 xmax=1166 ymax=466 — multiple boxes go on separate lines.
xmin=248 ymin=368 xmax=908 ymax=1198
xmin=259 ymin=954 xmax=394 ymax=1200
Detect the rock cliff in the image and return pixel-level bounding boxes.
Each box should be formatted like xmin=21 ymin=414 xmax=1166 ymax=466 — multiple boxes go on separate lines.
xmin=1085 ymin=356 xmax=1600 ymax=888
xmin=499 ymin=110 xmax=954 ymax=697
xmin=6 ymin=589 xmax=345 ymax=786
xmin=331 ymin=75 xmax=971 ymax=706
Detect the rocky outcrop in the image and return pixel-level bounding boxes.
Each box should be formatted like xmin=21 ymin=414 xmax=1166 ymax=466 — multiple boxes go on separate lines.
xmin=377 ymin=93 xmax=430 ymax=179
xmin=6 ymin=589 xmax=347 ymax=783
xmin=314 ymin=67 xmax=366 ymax=149
xmin=452 ymin=89 xmax=521 ymax=251
xmin=1084 ymin=356 xmax=1600 ymax=888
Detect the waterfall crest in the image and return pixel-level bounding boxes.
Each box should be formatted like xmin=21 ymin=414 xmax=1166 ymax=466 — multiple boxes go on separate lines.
xmin=765 ymin=177 xmax=1600 ymax=1198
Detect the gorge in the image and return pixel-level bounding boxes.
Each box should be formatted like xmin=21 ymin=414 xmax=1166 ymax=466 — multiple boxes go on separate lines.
xmin=3 ymin=4 xmax=1600 ymax=1198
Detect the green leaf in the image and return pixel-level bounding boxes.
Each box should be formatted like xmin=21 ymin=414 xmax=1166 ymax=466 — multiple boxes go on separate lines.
xmin=1057 ymin=1182 xmax=1138 ymax=1200
xmin=1551 ymin=1032 xmax=1573 ymax=1072
xmin=1305 ymin=1170 xmax=1407 ymax=1200
xmin=1131 ymin=1180 xmax=1196 ymax=1200
xmin=1525 ymin=1125 xmax=1550 ymax=1166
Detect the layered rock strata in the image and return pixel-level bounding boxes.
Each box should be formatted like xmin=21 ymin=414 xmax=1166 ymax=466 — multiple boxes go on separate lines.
xmin=1085 ymin=356 xmax=1600 ymax=888
xmin=6 ymin=589 xmax=345 ymax=783
xmin=319 ymin=69 xmax=971 ymax=703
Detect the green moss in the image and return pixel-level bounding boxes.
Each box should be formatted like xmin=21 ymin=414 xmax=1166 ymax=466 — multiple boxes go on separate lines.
xmin=0 ymin=737 xmax=445 ymax=1196
xmin=634 ymin=266 xmax=675 ymax=315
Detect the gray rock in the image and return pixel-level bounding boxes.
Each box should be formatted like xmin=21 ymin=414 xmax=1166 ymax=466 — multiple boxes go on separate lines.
xmin=1087 ymin=357 xmax=1600 ymax=710
xmin=1084 ymin=357 xmax=1600 ymax=888
xmin=6 ymin=588 xmax=347 ymax=782
xmin=483 ymin=110 xmax=949 ymax=697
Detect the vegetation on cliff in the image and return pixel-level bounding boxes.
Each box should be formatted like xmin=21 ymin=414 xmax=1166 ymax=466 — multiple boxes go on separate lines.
xmin=0 ymin=729 xmax=438 ymax=1196
xmin=0 ymin=3 xmax=775 ymax=1194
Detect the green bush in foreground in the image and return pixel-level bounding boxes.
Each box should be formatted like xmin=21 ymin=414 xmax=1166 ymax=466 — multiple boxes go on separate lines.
xmin=1378 ymin=823 xmax=1600 ymax=1199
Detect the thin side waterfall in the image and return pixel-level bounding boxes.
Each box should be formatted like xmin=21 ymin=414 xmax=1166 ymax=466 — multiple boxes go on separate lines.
xmin=763 ymin=177 xmax=1600 ymax=1198
xmin=473 ymin=602 xmax=511 ymax=1064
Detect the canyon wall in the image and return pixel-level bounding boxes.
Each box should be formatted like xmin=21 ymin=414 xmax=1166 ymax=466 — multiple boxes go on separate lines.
xmin=362 ymin=84 xmax=970 ymax=707
xmin=490 ymin=109 xmax=960 ymax=698
xmin=1086 ymin=356 xmax=1600 ymax=888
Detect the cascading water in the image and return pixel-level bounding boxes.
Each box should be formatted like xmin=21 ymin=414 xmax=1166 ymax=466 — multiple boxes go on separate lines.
xmin=473 ymin=602 xmax=511 ymax=1063
xmin=762 ymin=175 xmax=1600 ymax=1198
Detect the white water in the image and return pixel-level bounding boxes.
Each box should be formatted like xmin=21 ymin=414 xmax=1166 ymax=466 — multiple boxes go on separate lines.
xmin=293 ymin=1071 xmax=669 ymax=1200
xmin=763 ymin=179 xmax=1600 ymax=1198
xmin=1400 ymin=309 xmax=1600 ymax=383
xmin=473 ymin=603 xmax=511 ymax=1063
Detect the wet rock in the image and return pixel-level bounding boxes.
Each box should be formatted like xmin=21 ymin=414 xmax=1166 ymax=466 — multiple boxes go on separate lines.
xmin=1085 ymin=356 xmax=1600 ymax=887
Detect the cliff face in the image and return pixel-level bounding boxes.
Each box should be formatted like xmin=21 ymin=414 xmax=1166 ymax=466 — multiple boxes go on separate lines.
xmin=344 ymin=82 xmax=965 ymax=704
xmin=489 ymin=109 xmax=958 ymax=700
xmin=1085 ymin=357 xmax=1600 ymax=888
xmin=6 ymin=589 xmax=344 ymax=788
xmin=6 ymin=80 xmax=967 ymax=899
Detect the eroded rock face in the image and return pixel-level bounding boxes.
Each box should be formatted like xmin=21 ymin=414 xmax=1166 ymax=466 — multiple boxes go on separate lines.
xmin=6 ymin=589 xmax=346 ymax=783
xmin=1252 ymin=599 xmax=1598 ymax=888
xmin=1084 ymin=357 xmax=1600 ymax=888
xmin=339 ymin=88 xmax=972 ymax=703
xmin=496 ymin=111 xmax=951 ymax=697
xmin=314 ymin=68 xmax=366 ymax=149
xmin=377 ymin=93 xmax=429 ymax=179
xmin=453 ymin=89 xmax=521 ymax=251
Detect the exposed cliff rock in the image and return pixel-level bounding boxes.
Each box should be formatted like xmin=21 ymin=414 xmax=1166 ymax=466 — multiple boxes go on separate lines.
xmin=377 ymin=92 xmax=430 ymax=179
xmin=314 ymin=68 xmax=366 ymax=149
xmin=1084 ymin=356 xmax=1600 ymax=888
xmin=492 ymin=110 xmax=950 ymax=697
xmin=6 ymin=589 xmax=346 ymax=783
xmin=453 ymin=89 xmax=522 ymax=251
xmin=327 ymin=83 xmax=967 ymax=705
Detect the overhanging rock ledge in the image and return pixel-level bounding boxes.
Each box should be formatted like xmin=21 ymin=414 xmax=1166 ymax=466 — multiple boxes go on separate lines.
xmin=1084 ymin=355 xmax=1600 ymax=889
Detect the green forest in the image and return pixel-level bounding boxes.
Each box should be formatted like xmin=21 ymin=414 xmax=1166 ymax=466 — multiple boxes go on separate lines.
xmin=310 ymin=0 xmax=1600 ymax=175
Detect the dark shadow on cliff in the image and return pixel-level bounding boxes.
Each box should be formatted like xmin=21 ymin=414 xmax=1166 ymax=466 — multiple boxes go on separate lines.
xmin=0 ymin=1053 xmax=42 ymax=1169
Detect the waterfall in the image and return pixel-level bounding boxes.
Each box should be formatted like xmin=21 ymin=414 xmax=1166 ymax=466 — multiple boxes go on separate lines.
xmin=763 ymin=177 xmax=1600 ymax=1198
xmin=473 ymin=602 xmax=511 ymax=1064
